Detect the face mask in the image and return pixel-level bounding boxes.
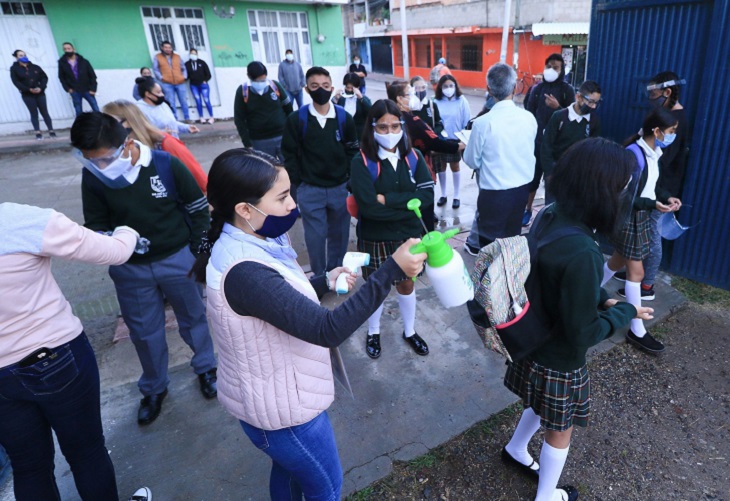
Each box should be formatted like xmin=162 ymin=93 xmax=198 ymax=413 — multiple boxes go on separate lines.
xmin=73 ymin=145 xmax=137 ymax=189
xmin=149 ymin=94 xmax=165 ymax=106
xmin=650 ymin=95 xmax=667 ymax=108
xmin=543 ymin=67 xmax=559 ymax=83
xmin=655 ymin=131 xmax=677 ymax=148
xmin=250 ymin=80 xmax=269 ymax=94
xmin=189 ymin=54 xmax=198 ymax=61
xmin=18 ymin=57 xmax=29 ymax=63
xmin=416 ymin=90 xmax=428 ymax=102
xmin=408 ymin=91 xmax=423 ymax=111
xmin=285 ymin=54 xmax=294 ymax=61
xmin=64 ymin=51 xmax=75 ymax=58
xmin=442 ymin=86 xmax=456 ymax=98
xmin=343 ymin=91 xmax=356 ymax=98
xmin=578 ymin=103 xmax=592 ymax=115
xmin=353 ymin=60 xmax=360 ymax=65
xmin=247 ymin=204 xmax=300 ymax=239
xmin=309 ymin=87 xmax=332 ymax=105
xmin=374 ymin=130 xmax=403 ymax=150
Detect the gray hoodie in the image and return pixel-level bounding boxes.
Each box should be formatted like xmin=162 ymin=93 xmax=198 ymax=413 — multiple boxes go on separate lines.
xmin=277 ymin=59 xmax=305 ymax=94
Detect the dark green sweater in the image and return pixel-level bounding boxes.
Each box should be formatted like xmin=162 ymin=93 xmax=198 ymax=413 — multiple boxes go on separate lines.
xmin=531 ymin=206 xmax=636 ymax=372
xmin=233 ymin=80 xmax=293 ymax=146
xmin=541 ymin=107 xmax=601 ymax=176
xmin=413 ymin=98 xmax=444 ymax=136
xmin=82 ymin=155 xmax=209 ymax=264
xmin=281 ymin=106 xmax=359 ymax=187
xmin=351 ymin=149 xmax=434 ymax=241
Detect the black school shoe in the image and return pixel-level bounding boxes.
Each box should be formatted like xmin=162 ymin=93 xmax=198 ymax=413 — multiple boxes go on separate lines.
xmin=557 ymin=485 xmax=579 ymax=501
xmin=617 ymin=285 xmax=656 ymax=301
xmin=403 ymin=332 xmax=429 ymax=356
xmin=626 ymin=329 xmax=665 ymax=355
xmin=436 ymin=196 xmax=447 ymax=207
xmin=501 ymin=447 xmax=539 ymax=479
xmin=138 ymin=389 xmax=168 ymax=425
xmin=452 ymin=199 xmax=460 ymax=209
xmin=198 ymin=369 xmax=218 ymax=399
xmin=613 ymin=271 xmax=627 ymax=282
xmin=366 ymin=334 xmax=381 ymax=359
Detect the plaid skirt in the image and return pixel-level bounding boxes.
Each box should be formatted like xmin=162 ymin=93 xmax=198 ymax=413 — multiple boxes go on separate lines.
xmin=612 ymin=209 xmax=651 ymax=261
xmin=504 ymin=359 xmax=591 ymax=431
xmin=357 ymin=239 xmax=423 ymax=284
xmin=431 ymin=152 xmax=461 ymax=173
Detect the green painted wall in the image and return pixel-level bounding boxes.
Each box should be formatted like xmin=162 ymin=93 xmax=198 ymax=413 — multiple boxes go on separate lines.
xmin=43 ymin=0 xmax=345 ymax=70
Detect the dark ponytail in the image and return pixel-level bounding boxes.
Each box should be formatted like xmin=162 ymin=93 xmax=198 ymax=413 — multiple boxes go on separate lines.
xmin=135 ymin=76 xmax=157 ymax=101
xmin=623 ymin=107 xmax=678 ymax=147
xmin=190 ymin=148 xmax=283 ymax=283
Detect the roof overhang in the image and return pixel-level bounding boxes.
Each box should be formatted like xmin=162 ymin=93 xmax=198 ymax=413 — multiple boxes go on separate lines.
xmin=531 ymin=22 xmax=590 ymax=36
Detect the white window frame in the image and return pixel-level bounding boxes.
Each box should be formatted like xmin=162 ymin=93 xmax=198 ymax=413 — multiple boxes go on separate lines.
xmin=248 ymin=10 xmax=312 ymax=66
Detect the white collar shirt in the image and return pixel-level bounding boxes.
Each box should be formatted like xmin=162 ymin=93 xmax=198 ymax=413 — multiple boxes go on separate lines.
xmin=309 ymin=102 xmax=336 ymax=129
xmin=377 ymin=146 xmax=401 ymax=170
xmin=568 ymin=102 xmax=591 ymax=123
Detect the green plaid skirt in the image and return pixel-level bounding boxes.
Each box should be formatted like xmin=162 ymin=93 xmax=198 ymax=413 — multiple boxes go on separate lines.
xmin=357 ymin=239 xmax=423 ymax=284
xmin=504 ymin=359 xmax=591 ymax=431
xmin=431 ymin=152 xmax=462 ymax=173
xmin=612 ymin=209 xmax=651 ymax=261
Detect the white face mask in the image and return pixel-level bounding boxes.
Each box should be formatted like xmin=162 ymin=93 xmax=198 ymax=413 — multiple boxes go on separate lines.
xmin=408 ymin=93 xmax=423 ymax=111
xmin=442 ymin=86 xmax=456 ymax=98
xmin=353 ymin=59 xmax=360 ymax=65
xmin=189 ymin=54 xmax=198 ymax=61
xmin=543 ymin=67 xmax=559 ymax=83
xmin=285 ymin=54 xmax=294 ymax=61
xmin=374 ymin=131 xmax=403 ymax=150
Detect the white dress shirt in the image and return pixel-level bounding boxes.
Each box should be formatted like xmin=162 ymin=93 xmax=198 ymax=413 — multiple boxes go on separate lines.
xmin=309 ymin=102 xmax=335 ymax=128
xmin=463 ymin=100 xmax=537 ymax=191
xmin=637 ymin=137 xmax=662 ymax=200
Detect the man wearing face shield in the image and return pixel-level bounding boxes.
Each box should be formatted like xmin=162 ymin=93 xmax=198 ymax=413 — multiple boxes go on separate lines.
xmin=70 ymin=112 xmax=218 ymax=426
xmin=524 ymin=54 xmax=576 ymax=225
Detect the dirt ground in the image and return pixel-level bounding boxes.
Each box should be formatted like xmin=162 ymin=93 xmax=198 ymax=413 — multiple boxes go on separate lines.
xmin=347 ymin=294 xmax=730 ymax=501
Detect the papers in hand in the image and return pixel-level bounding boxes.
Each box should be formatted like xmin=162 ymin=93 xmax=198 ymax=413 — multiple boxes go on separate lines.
xmin=454 ymin=129 xmax=471 ymax=145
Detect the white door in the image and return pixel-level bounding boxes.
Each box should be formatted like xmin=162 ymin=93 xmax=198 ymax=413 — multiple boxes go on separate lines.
xmin=140 ymin=6 xmax=220 ymax=109
xmin=0 ymin=2 xmax=74 ymax=125
xmin=248 ymin=10 xmax=313 ymax=67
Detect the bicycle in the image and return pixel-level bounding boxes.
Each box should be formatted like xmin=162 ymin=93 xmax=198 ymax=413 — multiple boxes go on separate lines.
xmin=514 ymin=71 xmax=536 ymax=96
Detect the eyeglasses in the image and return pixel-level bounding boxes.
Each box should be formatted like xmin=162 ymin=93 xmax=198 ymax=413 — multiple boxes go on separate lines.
xmin=72 ymin=144 xmax=125 ymax=170
xmin=373 ymin=121 xmax=404 ymax=134
xmin=579 ymin=93 xmax=602 ymax=108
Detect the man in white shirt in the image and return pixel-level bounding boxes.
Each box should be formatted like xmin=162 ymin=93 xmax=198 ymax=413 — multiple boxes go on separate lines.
xmin=463 ymin=63 xmax=537 ymax=253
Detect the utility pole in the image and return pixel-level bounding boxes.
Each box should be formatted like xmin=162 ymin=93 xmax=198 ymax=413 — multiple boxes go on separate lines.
xmin=499 ymin=0 xmax=511 ymax=63
xmin=512 ymin=0 xmax=521 ymax=69
xmin=400 ymin=0 xmax=410 ymax=80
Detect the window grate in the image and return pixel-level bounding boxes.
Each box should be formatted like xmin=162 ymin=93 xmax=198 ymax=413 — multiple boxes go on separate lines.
xmin=1 ymin=2 xmax=46 ymax=15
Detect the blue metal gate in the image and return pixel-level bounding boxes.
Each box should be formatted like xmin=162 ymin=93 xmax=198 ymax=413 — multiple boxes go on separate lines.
xmin=588 ymin=0 xmax=730 ymax=289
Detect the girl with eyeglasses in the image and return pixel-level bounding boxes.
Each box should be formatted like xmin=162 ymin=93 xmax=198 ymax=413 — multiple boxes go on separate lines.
xmin=350 ymin=99 xmax=435 ymax=359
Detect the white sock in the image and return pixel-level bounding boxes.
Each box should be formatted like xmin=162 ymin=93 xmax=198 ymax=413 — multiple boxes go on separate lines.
xmin=505 ymin=407 xmax=541 ymax=469
xmin=397 ymin=291 xmax=417 ymax=337
xmin=624 ymin=280 xmax=647 ymax=337
xmin=437 ymin=171 xmax=447 ymax=197
xmin=452 ymin=170 xmax=461 ymax=199
xmin=534 ymin=440 xmax=570 ymax=501
xmin=601 ymin=261 xmax=615 ymax=287
xmin=367 ymin=303 xmax=385 ymax=335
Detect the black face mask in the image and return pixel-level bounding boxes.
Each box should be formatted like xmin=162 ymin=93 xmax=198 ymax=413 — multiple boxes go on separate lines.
xmin=309 ymin=87 xmax=332 ymax=106
xmin=578 ymin=103 xmax=592 ymax=115
xmin=64 ymin=51 xmax=75 ymax=58
xmin=416 ymin=90 xmax=427 ymax=101
xmin=149 ymin=94 xmax=165 ymax=106
xmin=650 ymin=95 xmax=667 ymax=108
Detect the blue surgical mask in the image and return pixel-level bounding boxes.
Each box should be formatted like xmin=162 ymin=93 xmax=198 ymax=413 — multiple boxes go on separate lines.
xmin=656 ymin=132 xmax=676 ymax=148
xmin=18 ymin=57 xmax=30 ymax=63
xmin=250 ymin=80 xmax=269 ymax=94
xmin=247 ymin=204 xmax=299 ymax=239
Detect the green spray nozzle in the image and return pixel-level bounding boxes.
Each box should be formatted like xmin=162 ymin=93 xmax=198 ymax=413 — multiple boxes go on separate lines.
xmin=409 ymin=228 xmax=459 ymax=267
xmin=407 ymin=198 xmax=423 ymax=219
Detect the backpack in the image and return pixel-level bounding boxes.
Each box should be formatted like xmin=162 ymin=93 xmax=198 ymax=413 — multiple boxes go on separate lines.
xmin=429 ymin=65 xmax=442 ymax=85
xmin=346 ymin=149 xmax=419 ymax=218
xmin=556 ymin=108 xmax=599 ymax=138
xmin=466 ymin=207 xmax=589 ymax=362
xmin=297 ymin=103 xmax=347 ymax=145
xmin=82 ymin=150 xmax=192 ymax=230
xmin=241 ymin=80 xmax=280 ymax=103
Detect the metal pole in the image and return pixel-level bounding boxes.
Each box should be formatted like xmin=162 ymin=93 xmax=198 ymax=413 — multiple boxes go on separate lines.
xmin=512 ymin=0 xmax=520 ymax=69
xmin=365 ymin=0 xmax=369 ymax=26
xmin=499 ymin=0 xmax=511 ymax=63
xmin=400 ymin=0 xmax=409 ymax=80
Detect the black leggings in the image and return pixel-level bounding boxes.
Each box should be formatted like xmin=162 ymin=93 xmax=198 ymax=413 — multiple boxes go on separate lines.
xmin=21 ymin=93 xmax=54 ymax=132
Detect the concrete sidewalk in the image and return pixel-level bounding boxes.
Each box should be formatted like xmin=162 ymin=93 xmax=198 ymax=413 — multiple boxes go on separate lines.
xmin=0 ymin=89 xmax=685 ymax=500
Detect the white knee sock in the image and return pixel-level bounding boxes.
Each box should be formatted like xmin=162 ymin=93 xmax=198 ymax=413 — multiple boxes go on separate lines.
xmin=367 ymin=303 xmax=385 ymax=335
xmin=624 ymin=280 xmax=647 ymax=336
xmin=601 ymin=261 xmax=615 ymax=287
xmin=534 ymin=440 xmax=570 ymax=501
xmin=452 ymin=170 xmax=461 ymax=199
xmin=397 ymin=291 xmax=417 ymax=337
xmin=505 ymin=407 xmax=541 ymax=468
xmin=437 ymin=171 xmax=448 ymax=197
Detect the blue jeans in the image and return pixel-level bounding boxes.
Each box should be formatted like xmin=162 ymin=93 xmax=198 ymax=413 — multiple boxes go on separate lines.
xmin=108 ymin=246 xmax=216 ymax=396
xmin=643 ymin=209 xmax=662 ymax=286
xmin=70 ymin=91 xmax=99 ymax=116
xmin=0 ymin=333 xmax=118 ymax=501
xmin=240 ymin=411 xmax=342 ymax=501
xmin=161 ymin=82 xmax=190 ymax=120
xmin=190 ymin=82 xmax=213 ymax=118
xmin=289 ymin=91 xmax=303 ymax=109
xmin=297 ymin=182 xmax=351 ymax=276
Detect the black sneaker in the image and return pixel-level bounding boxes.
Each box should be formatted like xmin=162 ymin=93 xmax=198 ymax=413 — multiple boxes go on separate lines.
xmin=463 ymin=243 xmax=480 ymax=257
xmin=626 ymin=329 xmax=665 ymax=355
xmin=613 ymin=271 xmax=627 ymax=282
xmin=617 ymin=285 xmax=655 ymax=301
xmin=35 ymin=133 xmax=43 ymax=140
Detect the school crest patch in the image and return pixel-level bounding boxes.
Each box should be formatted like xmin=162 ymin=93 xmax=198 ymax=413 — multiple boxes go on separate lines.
xmin=150 ymin=175 xmax=167 ymax=198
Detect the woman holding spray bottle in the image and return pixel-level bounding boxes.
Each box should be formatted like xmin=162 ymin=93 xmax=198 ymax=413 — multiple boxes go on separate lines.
xmin=190 ymin=148 xmax=426 ymax=501
xmin=350 ymin=99 xmax=435 ymax=359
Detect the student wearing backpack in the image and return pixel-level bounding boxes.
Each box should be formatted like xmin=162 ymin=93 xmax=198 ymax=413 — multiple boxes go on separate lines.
xmin=281 ymin=66 xmax=359 ymax=276
xmin=350 ymin=99 xmax=435 ymax=358
xmin=433 ymin=75 xmax=471 ymax=209
xmin=410 ymin=76 xmax=445 ymax=136
xmin=501 ymin=138 xmax=653 ymax=501
xmin=541 ymin=80 xmax=602 ymax=203
xmin=602 ymin=108 xmax=681 ymax=355
xmin=524 ymin=54 xmax=575 ymax=226
xmin=234 ymin=61 xmax=293 ymax=160
xmin=332 ymin=72 xmax=372 ymax=139
xmin=71 ymin=112 xmax=217 ymax=425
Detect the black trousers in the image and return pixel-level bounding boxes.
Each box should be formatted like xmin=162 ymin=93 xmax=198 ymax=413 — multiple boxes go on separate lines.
xmin=476 ymin=183 xmax=531 ymax=247
xmin=21 ymin=93 xmax=53 ymax=132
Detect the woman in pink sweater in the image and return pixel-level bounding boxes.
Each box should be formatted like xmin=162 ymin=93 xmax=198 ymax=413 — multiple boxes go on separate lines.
xmin=0 ymin=203 xmax=139 ymax=501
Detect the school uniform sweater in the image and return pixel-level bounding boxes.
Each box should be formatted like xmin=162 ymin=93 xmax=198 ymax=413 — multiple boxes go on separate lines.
xmin=530 ymin=206 xmax=636 ymax=372
xmin=540 ymin=106 xmax=602 ymax=176
xmin=82 ymin=154 xmax=209 ymax=265
xmin=233 ymin=81 xmax=293 ymax=146
xmin=350 ymin=148 xmax=434 ymax=242
xmin=657 ymin=108 xmax=689 ymax=197
xmin=335 ymin=94 xmax=372 ymax=139
xmin=281 ymin=106 xmax=359 ymax=187
xmin=413 ymin=98 xmax=444 ymax=136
